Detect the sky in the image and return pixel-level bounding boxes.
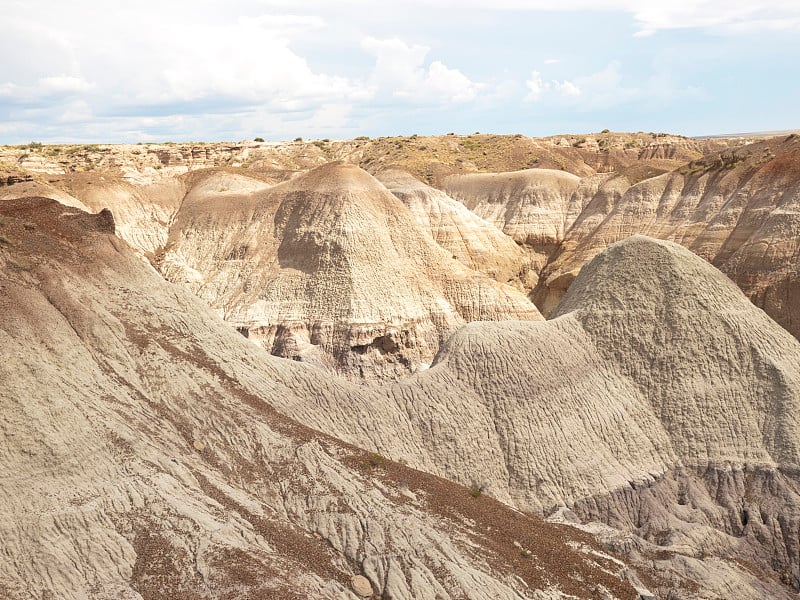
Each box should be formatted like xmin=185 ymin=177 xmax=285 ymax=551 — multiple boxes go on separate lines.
xmin=1 ymin=0 xmax=798 ymax=143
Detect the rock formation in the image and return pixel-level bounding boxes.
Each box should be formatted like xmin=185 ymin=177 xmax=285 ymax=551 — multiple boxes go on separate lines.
xmin=0 ymin=165 xmax=88 ymax=211
xmin=8 ymin=197 xmax=799 ymax=598
xmin=0 ymin=197 xmax=643 ymax=600
xmin=274 ymin=236 xmax=800 ymax=599
xmin=159 ymin=162 xmax=542 ymax=379
xmin=535 ymin=136 xmax=800 ymax=338
xmin=443 ymin=169 xmax=607 ymax=274
xmin=2 ymin=132 xmax=799 ymax=598
xmin=376 ymin=168 xmax=531 ymax=285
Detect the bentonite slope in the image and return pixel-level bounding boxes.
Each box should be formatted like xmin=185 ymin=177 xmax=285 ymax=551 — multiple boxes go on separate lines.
xmin=376 ymin=168 xmax=532 ymax=285
xmin=535 ymin=135 xmax=800 ymax=337
xmin=442 ymin=169 xmax=605 ymax=273
xmin=67 ymin=173 xmax=189 ymax=257
xmin=0 ymin=197 xmax=642 ymax=600
xmin=273 ymin=236 xmax=800 ymax=599
xmin=159 ymin=162 xmax=542 ymax=379
xmin=442 ymin=169 xmax=581 ymax=247
xmin=3 ymin=197 xmax=799 ymax=598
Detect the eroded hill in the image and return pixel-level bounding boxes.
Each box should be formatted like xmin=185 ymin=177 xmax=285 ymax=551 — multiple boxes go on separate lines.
xmin=3 ymin=199 xmax=799 ymax=598
xmin=2 ymin=131 xmax=797 ymax=371
xmin=0 ymin=197 xmax=642 ymax=600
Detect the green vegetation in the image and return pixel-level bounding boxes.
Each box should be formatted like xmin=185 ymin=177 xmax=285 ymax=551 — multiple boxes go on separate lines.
xmin=469 ymin=482 xmax=484 ymax=498
xmin=253 ymin=137 xmax=265 ymax=142
xmin=461 ymin=139 xmax=481 ymax=151
xmin=366 ymin=452 xmax=386 ymax=468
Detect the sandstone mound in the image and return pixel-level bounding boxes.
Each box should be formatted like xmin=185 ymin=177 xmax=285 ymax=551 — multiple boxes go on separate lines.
xmin=443 ymin=168 xmax=603 ymax=273
xmin=555 ymin=235 xmax=800 ymax=466
xmin=70 ymin=173 xmax=188 ymax=257
xmin=377 ymin=168 xmax=531 ymax=284
xmin=443 ymin=168 xmax=581 ymax=246
xmin=3 ymin=198 xmax=798 ymax=597
xmin=0 ymin=174 xmax=89 ymax=211
xmin=0 ymin=197 xmax=640 ymax=599
xmin=536 ymin=136 xmax=800 ymax=338
xmin=183 ymin=169 xmax=276 ymax=198
xmin=160 ymin=162 xmax=542 ymax=379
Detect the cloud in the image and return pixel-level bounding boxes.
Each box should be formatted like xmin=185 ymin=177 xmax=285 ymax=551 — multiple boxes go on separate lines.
xmin=553 ymin=80 xmax=581 ymax=97
xmin=524 ymin=70 xmax=581 ymax=102
xmin=361 ymin=37 xmax=479 ymax=103
xmin=240 ymin=13 xmax=326 ymax=39
xmin=0 ymin=75 xmax=94 ymax=105
xmin=256 ymin=0 xmax=800 ymax=34
xmin=0 ymin=0 xmax=795 ymax=141
xmin=524 ymin=71 xmax=546 ymax=102
xmin=629 ymin=1 xmax=800 ymax=35
xmin=526 ymin=61 xmax=703 ymax=111
xmin=38 ymin=76 xmax=93 ymax=94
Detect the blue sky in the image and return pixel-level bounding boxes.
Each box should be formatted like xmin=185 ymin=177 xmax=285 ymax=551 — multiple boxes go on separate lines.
xmin=1 ymin=0 xmax=798 ymax=143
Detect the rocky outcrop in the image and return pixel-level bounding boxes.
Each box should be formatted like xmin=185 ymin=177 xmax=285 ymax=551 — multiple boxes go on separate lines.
xmin=377 ymin=168 xmax=531 ymax=285
xmin=63 ymin=174 xmax=188 ymax=257
xmin=159 ymin=162 xmax=542 ymax=379
xmin=0 ymin=165 xmax=89 ymax=210
xmin=443 ymin=169 xmax=603 ymax=273
xmin=536 ymin=136 xmax=800 ymax=339
xmin=0 ymin=177 xmax=89 ymax=211
xmin=0 ymin=197 xmax=644 ymax=600
xmin=553 ymin=236 xmax=800 ymax=595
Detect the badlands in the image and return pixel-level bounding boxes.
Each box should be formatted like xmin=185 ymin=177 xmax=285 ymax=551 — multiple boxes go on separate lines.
xmin=2 ymin=131 xmax=800 ymax=599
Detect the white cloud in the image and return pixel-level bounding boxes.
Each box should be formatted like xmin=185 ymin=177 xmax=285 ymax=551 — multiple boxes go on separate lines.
xmin=553 ymin=80 xmax=581 ymax=97
xmin=525 ymin=71 xmax=547 ymax=102
xmin=241 ymin=13 xmax=326 ymax=37
xmin=362 ymin=37 xmax=479 ymax=104
xmin=0 ymin=0 xmax=795 ymax=142
xmin=0 ymin=75 xmax=93 ymax=102
xmin=56 ymin=99 xmax=93 ymax=123
xmin=38 ymin=76 xmax=93 ymax=94
xmin=629 ymin=1 xmax=800 ymax=35
xmin=527 ymin=61 xmax=703 ymax=111
xmin=525 ymin=70 xmax=580 ymax=102
xmin=257 ymin=0 xmax=800 ymax=35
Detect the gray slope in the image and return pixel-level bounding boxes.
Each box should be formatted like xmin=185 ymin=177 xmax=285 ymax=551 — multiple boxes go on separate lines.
xmin=0 ymin=198 xmax=632 ymax=600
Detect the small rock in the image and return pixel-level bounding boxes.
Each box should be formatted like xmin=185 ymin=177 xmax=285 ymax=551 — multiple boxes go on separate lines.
xmin=193 ymin=439 xmax=206 ymax=451
xmin=351 ymin=574 xmax=372 ymax=597
xmin=512 ymin=540 xmax=522 ymax=549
